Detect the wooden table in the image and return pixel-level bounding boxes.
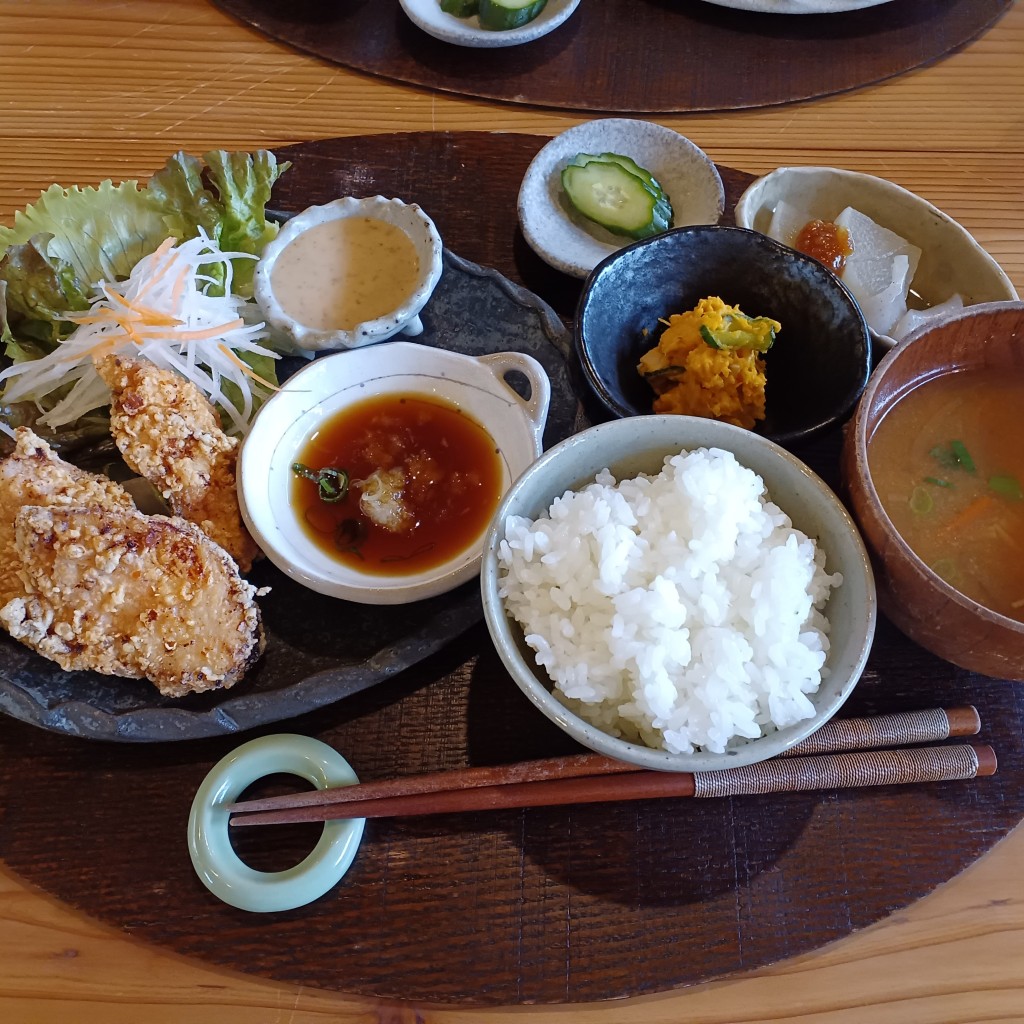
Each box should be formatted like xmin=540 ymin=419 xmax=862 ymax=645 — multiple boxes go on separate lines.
xmin=1 ymin=1 xmax=1022 ymax=1020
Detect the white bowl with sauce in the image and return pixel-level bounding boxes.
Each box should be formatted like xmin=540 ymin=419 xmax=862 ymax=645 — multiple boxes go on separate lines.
xmin=254 ymin=196 xmax=444 ymax=352
xmin=238 ymin=341 xmax=551 ymax=604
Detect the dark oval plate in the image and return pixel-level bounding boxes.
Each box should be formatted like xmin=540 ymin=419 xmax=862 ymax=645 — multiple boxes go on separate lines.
xmin=211 ymin=0 xmax=1010 ymax=114
xmin=0 ymin=250 xmax=577 ymax=742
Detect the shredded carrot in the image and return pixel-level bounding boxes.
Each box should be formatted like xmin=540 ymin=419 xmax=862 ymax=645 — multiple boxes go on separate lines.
xmin=0 ymin=230 xmax=275 ymax=435
xmin=105 ymin=287 xmax=182 ymax=326
xmin=131 ymin=237 xmax=177 ymax=302
xmin=82 ymin=336 xmax=126 ymax=364
xmin=125 ymin=322 xmax=148 ymax=347
xmin=171 ymin=260 xmax=191 ymax=308
xmin=218 ymin=343 xmax=283 ymax=392
xmin=128 ymin=318 xmax=245 ymax=342
xmin=66 ymin=287 xmax=181 ymax=328
xmin=942 ymin=494 xmax=997 ymax=535
xmin=67 ymin=313 xmax=244 ymax=348
xmin=64 ymin=314 xmax=113 ymax=326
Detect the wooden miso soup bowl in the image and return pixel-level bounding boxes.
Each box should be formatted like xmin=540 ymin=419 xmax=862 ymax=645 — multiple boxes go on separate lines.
xmin=841 ymin=300 xmax=1024 ymax=681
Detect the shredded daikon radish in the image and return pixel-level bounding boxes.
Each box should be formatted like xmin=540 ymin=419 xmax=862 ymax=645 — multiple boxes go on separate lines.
xmin=0 ymin=229 xmax=277 ymax=436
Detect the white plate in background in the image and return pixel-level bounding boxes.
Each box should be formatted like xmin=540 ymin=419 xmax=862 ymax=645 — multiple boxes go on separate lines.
xmin=697 ymin=0 xmax=893 ymax=12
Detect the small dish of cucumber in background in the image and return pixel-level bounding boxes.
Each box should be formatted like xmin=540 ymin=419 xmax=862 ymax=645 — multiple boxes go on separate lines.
xmin=518 ymin=119 xmax=726 ymax=280
xmin=399 ymin=0 xmax=581 ymax=47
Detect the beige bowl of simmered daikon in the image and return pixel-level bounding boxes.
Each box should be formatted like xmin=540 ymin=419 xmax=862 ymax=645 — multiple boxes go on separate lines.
xmin=255 ymin=195 xmax=444 ymax=351
xmin=841 ymin=300 xmax=1024 ymax=680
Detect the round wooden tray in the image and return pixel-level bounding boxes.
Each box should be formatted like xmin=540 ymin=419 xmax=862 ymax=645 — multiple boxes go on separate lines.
xmin=1 ymin=133 xmax=1022 ymax=1006
xmin=211 ymin=0 xmax=1010 ymax=113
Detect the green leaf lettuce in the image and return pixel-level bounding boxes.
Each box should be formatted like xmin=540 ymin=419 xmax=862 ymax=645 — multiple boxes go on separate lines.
xmin=0 ymin=149 xmax=288 ymax=351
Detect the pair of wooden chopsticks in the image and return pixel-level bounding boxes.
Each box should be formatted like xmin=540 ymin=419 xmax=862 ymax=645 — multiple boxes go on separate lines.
xmin=227 ymin=706 xmax=994 ymax=828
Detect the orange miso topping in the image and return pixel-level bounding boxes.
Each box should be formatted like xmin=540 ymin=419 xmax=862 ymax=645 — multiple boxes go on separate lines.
xmin=794 ymin=219 xmax=854 ymax=275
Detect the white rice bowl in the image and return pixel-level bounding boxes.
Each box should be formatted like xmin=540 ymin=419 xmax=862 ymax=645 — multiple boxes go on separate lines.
xmin=496 ymin=447 xmax=842 ymax=756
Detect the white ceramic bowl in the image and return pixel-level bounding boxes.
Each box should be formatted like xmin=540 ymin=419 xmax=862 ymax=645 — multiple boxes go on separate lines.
xmin=735 ymin=166 xmax=1017 ymax=349
xmin=254 ymin=196 xmax=443 ymax=352
xmin=399 ymin=0 xmax=581 ymax=48
xmin=481 ymin=415 xmax=877 ymax=772
xmin=240 ymin=342 xmax=551 ymax=604
xmin=518 ymin=119 xmax=725 ymax=279
xmin=698 ymin=0 xmax=893 ymax=11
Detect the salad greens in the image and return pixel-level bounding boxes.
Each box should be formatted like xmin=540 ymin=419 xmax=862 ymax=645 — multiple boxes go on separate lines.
xmin=0 ymin=149 xmax=289 ymax=436
xmin=146 ymin=150 xmax=286 ymax=295
xmin=0 ymin=150 xmax=287 ymax=355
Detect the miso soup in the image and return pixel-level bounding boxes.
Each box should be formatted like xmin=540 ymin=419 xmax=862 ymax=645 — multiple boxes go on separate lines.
xmin=868 ymin=367 xmax=1024 ymax=622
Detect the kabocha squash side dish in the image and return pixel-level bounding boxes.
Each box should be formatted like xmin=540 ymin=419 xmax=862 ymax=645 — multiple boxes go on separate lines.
xmin=637 ymin=296 xmax=780 ymax=430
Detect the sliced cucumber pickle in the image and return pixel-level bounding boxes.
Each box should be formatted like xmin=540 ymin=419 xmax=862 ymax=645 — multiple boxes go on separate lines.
xmin=569 ymin=152 xmax=669 ymax=202
xmin=478 ymin=0 xmax=548 ymax=30
xmin=561 ymin=159 xmax=673 ymax=240
xmin=440 ymin=0 xmax=480 ymax=16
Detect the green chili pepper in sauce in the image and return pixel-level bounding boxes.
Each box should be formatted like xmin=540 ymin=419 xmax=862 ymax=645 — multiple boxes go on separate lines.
xmin=292 ymin=463 xmax=350 ymax=503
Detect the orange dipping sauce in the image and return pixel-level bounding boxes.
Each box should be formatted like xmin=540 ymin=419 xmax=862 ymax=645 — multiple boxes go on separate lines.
xmin=291 ymin=392 xmax=503 ymax=576
xmin=795 ymin=219 xmax=854 ymax=275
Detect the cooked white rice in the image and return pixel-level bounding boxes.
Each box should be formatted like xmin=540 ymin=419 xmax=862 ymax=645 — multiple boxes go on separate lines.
xmin=497 ymin=447 xmax=842 ymax=755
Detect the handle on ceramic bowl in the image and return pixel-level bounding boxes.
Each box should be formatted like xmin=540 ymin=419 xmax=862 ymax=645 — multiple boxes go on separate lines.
xmin=477 ymin=352 xmax=552 ymax=444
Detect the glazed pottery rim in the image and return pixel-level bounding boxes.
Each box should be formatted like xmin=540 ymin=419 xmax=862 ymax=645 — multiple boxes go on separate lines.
xmin=481 ymin=414 xmax=878 ymax=772
xmin=700 ymin=0 xmax=894 ymax=11
xmin=573 ymin=224 xmax=870 ymax=437
xmin=853 ymin=299 xmax=1024 ymax=633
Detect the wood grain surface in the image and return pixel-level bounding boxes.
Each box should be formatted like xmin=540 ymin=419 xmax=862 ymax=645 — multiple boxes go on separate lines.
xmin=210 ymin=0 xmax=1011 ymax=113
xmin=1 ymin=0 xmax=1023 ymax=1020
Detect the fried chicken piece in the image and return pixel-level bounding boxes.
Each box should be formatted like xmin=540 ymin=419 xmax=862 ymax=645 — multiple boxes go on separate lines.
xmin=0 ymin=427 xmax=136 ymax=608
xmin=0 ymin=504 xmax=265 ymax=697
xmin=96 ymin=354 xmax=261 ymax=572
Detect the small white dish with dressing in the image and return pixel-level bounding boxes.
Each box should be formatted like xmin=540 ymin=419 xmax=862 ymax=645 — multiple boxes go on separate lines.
xmin=238 ymin=341 xmax=551 ymax=605
xmin=735 ymin=166 xmax=1018 ymax=349
xmin=255 ymin=196 xmax=444 ymax=352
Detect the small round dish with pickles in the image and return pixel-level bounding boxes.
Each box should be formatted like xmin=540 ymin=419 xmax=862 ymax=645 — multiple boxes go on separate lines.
xmin=399 ymin=0 xmax=582 ymax=47
xmin=518 ymin=118 xmax=726 ymax=279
